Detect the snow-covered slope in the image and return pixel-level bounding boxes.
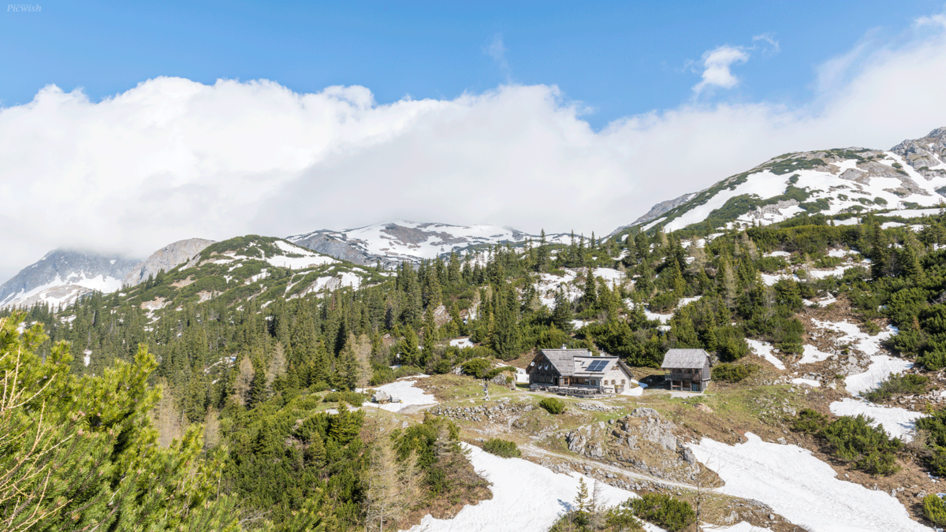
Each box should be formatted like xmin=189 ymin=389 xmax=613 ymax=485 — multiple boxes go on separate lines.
xmin=625 ymin=127 xmax=946 ymax=234
xmin=0 ymin=249 xmax=140 ymax=309
xmin=287 ymin=221 xmax=571 ymax=267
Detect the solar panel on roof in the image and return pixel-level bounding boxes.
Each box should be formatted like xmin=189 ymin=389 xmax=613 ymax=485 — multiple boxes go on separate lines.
xmin=586 ymin=360 xmax=609 ymax=372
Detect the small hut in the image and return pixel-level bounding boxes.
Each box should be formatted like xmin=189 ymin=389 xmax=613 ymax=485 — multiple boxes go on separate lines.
xmin=660 ymin=349 xmax=711 ymax=392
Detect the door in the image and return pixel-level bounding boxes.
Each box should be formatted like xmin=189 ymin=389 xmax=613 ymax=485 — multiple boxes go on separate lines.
xmin=691 ymin=382 xmax=700 ymax=392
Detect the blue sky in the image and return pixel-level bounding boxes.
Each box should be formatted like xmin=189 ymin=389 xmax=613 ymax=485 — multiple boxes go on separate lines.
xmin=1 ymin=0 xmax=942 ymax=128
xmin=2 ymin=1 xmax=946 ymax=280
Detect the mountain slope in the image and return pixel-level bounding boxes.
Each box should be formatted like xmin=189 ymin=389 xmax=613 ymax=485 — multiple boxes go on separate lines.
xmin=126 ymin=235 xmax=387 ymax=314
xmin=628 ymin=127 xmax=946 ymax=234
xmin=287 ymin=221 xmax=571 ymax=267
xmin=0 ymin=249 xmax=140 ymax=309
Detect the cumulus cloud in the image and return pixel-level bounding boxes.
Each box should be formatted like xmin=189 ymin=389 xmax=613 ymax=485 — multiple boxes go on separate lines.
xmin=2 ymin=14 xmax=946 ymax=281
xmin=692 ymin=45 xmax=751 ymax=94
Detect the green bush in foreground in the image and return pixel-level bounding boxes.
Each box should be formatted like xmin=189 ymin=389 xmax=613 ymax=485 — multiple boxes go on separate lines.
xmin=540 ymin=397 xmax=566 ymax=414
xmin=923 ymin=494 xmax=946 ymax=526
xmin=711 ymin=362 xmax=758 ymax=383
xmin=482 ymin=438 xmax=521 ymax=458
xmin=628 ymin=493 xmax=695 ymax=532
xmin=792 ymin=409 xmax=902 ymax=475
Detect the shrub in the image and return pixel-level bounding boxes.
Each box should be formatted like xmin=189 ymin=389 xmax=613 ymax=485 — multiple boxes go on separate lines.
xmin=461 ymin=358 xmax=492 ymax=378
xmin=924 ymin=494 xmax=946 ymax=526
xmin=820 ymin=415 xmax=902 ymax=475
xmin=919 ymin=349 xmax=946 ymax=371
xmin=323 ymin=391 xmax=367 ymax=405
xmin=539 ymin=397 xmax=566 ymax=414
xmin=711 ymin=363 xmax=758 ymax=383
xmin=628 ymin=493 xmax=695 ymax=532
xmin=863 ymin=374 xmax=928 ymax=402
xmin=791 ymin=408 xmax=828 ymax=434
xmin=482 ymin=438 xmax=521 ymax=458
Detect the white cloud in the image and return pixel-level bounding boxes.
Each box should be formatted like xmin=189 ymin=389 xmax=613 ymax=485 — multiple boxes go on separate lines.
xmin=752 ymin=33 xmax=781 ymax=57
xmin=2 ymin=15 xmax=946 ymax=282
xmin=486 ymin=34 xmax=511 ymax=80
xmin=692 ymin=45 xmax=750 ymax=94
xmin=916 ymin=13 xmax=946 ymax=29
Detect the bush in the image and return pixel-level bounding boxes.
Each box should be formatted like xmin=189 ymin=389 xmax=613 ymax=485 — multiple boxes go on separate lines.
xmin=482 ymin=438 xmax=521 ymax=458
xmin=923 ymin=494 xmax=946 ymax=526
xmin=863 ymin=374 xmax=928 ymax=402
xmin=792 ymin=408 xmax=828 ymax=434
xmin=539 ymin=397 xmax=566 ymax=414
xmin=711 ymin=363 xmax=758 ymax=383
xmin=461 ymin=358 xmax=492 ymax=378
xmin=322 ymin=390 xmax=367 ymax=405
xmin=820 ymin=415 xmax=902 ymax=475
xmin=628 ymin=493 xmax=695 ymax=532
xmin=791 ymin=410 xmax=902 ymax=474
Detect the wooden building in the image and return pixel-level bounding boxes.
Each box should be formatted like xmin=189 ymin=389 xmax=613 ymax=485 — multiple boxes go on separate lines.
xmin=527 ymin=348 xmax=634 ymax=396
xmin=661 ymin=349 xmax=711 ymax=392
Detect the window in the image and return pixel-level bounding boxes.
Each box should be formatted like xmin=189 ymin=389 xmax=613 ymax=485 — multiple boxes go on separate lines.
xmin=621 ymin=379 xmax=626 ymax=384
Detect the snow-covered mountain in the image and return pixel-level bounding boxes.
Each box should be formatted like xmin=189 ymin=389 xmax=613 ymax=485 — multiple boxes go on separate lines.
xmin=287 ymin=221 xmax=571 ymax=267
xmin=0 ymin=249 xmax=140 ymax=310
xmin=627 ymin=127 xmax=946 ymax=233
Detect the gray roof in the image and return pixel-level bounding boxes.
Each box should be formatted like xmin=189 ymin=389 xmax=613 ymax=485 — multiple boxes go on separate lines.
xmin=539 ymin=348 xmax=590 ymax=377
xmin=661 ymin=349 xmax=709 ymax=369
xmin=537 ymin=349 xmax=633 ymax=379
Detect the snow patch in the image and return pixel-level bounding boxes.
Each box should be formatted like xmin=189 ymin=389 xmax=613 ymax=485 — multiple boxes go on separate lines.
xmin=405 ymin=443 xmax=663 ymax=532
xmin=829 ymin=399 xmax=924 ymax=442
xmin=692 ymin=433 xmax=930 ymax=532
xmin=746 ymin=339 xmax=785 ymax=370
xmin=362 ymin=377 xmax=437 ymax=413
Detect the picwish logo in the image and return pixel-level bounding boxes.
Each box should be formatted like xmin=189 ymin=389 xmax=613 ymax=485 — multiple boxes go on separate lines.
xmin=8 ymin=4 xmax=41 ymax=12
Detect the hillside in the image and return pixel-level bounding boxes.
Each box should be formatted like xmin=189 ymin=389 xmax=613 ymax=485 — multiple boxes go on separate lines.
xmin=124 ymin=235 xmax=387 ymax=315
xmin=628 ymin=127 xmax=946 ymax=234
xmin=287 ymin=220 xmax=572 ymax=267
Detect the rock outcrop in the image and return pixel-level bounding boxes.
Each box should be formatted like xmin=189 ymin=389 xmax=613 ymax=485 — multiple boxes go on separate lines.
xmin=123 ymin=238 xmax=215 ymax=286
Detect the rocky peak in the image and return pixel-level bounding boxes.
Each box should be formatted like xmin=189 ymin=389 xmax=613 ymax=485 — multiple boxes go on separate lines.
xmin=0 ymin=249 xmax=140 ymax=309
xmin=891 ymin=127 xmax=946 ymax=180
xmin=124 ymin=238 xmax=216 ymax=286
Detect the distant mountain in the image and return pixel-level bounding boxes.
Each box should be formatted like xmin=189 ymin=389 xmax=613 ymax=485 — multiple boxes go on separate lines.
xmin=287 ymin=221 xmax=571 ymax=267
xmin=0 ymin=249 xmax=140 ymax=309
xmin=126 ymin=235 xmax=387 ymax=314
xmin=123 ymin=238 xmax=216 ymax=287
xmin=623 ymin=127 xmax=946 ymax=234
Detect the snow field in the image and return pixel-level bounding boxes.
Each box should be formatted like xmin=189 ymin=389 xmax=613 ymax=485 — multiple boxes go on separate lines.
xmin=691 ymin=433 xmax=931 ymax=532
xmin=791 ymin=378 xmax=820 ymax=387
xmin=745 ymin=339 xmax=785 ymax=370
xmin=703 ymin=524 xmax=771 ymax=532
xmin=449 ymin=338 xmax=474 ymax=349
xmin=798 ymin=344 xmax=833 ymax=364
xmin=268 ymin=240 xmax=337 ymax=269
xmin=361 ymin=377 xmax=438 ymax=413
xmin=403 ymin=444 xmax=666 ymax=532
xmin=829 ymin=399 xmax=924 ymax=442
xmin=844 ymin=354 xmax=913 ymax=396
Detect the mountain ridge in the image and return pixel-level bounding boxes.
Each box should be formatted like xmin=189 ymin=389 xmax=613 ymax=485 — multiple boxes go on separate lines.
xmin=625 ymin=127 xmax=946 ymax=235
